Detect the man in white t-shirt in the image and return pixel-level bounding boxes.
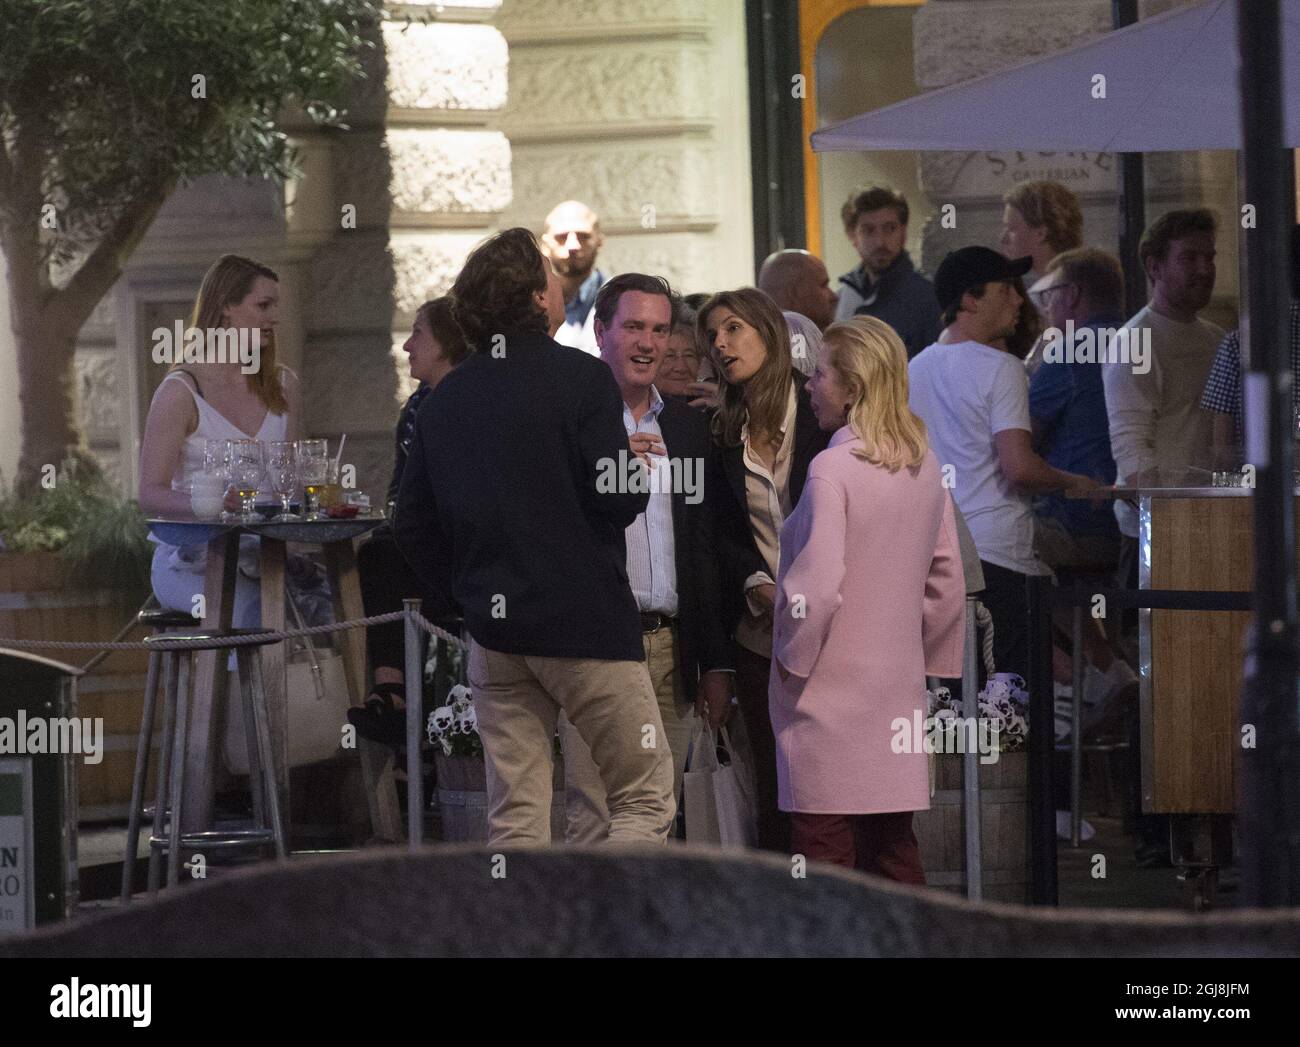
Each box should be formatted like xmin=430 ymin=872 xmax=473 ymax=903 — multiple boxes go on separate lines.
xmin=910 ymin=246 xmax=1097 ymax=682
xmin=1101 ymin=210 xmax=1222 ymax=868
xmin=1103 ymin=209 xmax=1224 ymax=542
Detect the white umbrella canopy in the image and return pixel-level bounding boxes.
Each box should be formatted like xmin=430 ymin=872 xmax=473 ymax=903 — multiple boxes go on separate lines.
xmin=811 ymin=0 xmax=1300 ymax=152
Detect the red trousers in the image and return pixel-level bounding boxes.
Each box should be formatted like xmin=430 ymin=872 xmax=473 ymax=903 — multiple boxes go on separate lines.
xmin=789 ymin=811 xmax=927 ymax=885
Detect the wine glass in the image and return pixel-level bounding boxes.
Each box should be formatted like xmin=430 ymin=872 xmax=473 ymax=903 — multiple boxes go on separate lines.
xmin=264 ymin=441 xmax=299 ymax=521
xmin=229 ymin=439 xmax=264 ymax=522
xmin=296 ymin=439 xmax=329 ymax=520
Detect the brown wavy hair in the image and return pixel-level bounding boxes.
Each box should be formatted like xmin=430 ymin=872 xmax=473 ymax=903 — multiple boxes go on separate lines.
xmin=416 ymin=297 xmax=472 ymax=367
xmin=696 ymin=288 xmax=793 ymax=447
xmin=1003 ymin=275 xmax=1042 ymax=360
xmin=1003 ymin=181 xmax=1083 ymax=256
xmin=183 ymin=254 xmax=287 ymax=414
xmin=450 ymin=227 xmax=549 ymax=351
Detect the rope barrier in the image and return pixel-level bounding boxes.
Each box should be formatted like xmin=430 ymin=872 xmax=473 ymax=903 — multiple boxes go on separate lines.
xmin=974 ymin=600 xmax=996 ymax=677
xmin=408 ymin=609 xmax=467 ymax=650
xmin=0 ymin=610 xmax=408 ymax=653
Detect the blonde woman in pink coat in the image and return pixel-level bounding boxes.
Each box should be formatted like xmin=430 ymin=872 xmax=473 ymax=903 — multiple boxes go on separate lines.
xmin=769 ymin=315 xmax=966 ymax=883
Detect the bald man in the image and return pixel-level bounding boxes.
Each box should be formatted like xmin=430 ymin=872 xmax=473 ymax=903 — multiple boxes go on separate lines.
xmin=757 ymin=249 xmax=838 ymax=332
xmin=541 ymin=200 xmax=608 ymax=355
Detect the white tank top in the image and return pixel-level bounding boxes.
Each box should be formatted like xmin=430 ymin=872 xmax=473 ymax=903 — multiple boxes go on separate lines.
xmin=150 ymin=368 xmax=294 ymax=573
xmin=162 ymin=368 xmax=293 ymax=497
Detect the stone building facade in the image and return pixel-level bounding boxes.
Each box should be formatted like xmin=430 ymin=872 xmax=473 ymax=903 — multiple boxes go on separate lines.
xmin=0 ymin=0 xmax=754 ymax=499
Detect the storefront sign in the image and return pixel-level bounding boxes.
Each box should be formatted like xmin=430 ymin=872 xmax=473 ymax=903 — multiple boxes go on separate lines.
xmin=0 ymin=758 xmax=35 ymax=936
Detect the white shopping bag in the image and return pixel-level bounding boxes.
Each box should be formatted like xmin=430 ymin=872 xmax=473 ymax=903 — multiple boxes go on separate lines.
xmin=682 ymin=722 xmax=757 ymax=848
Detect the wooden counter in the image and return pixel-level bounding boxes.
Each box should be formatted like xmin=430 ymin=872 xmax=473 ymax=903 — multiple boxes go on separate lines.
xmin=1138 ymin=490 xmax=1282 ymax=813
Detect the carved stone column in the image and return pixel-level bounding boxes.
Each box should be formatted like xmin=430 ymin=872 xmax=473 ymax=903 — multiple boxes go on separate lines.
xmin=296 ymin=0 xmax=511 ymax=503
xmin=495 ymin=0 xmax=753 ymax=294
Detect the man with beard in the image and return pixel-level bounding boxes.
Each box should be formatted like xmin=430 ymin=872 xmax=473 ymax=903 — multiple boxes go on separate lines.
xmin=1103 ymin=210 xmax=1224 ymax=546
xmin=836 ymin=185 xmax=941 ymax=358
xmin=541 ymin=199 xmax=608 ymax=355
xmin=1102 ymin=211 xmax=1222 ymax=868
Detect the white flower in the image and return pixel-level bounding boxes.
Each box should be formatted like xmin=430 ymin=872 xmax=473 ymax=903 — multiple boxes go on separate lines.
xmin=453 ymin=704 xmax=477 ymax=737
xmin=448 ymin=683 xmax=473 ymax=714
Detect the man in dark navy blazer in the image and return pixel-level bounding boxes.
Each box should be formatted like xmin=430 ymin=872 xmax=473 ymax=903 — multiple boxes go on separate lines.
xmin=396 ymin=229 xmax=675 ymax=844
xmin=559 ymin=275 xmax=735 ymax=841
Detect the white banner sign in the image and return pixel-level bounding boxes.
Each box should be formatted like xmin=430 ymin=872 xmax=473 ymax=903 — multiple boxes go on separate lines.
xmin=0 ymin=758 xmax=35 ymax=936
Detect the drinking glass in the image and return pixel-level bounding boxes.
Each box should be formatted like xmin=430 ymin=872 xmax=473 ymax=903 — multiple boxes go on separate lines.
xmin=264 ymin=441 xmax=299 ymax=521
xmin=229 ymin=439 xmax=264 ymax=522
xmin=203 ymin=438 xmax=235 ymax=517
xmin=190 ymin=473 xmax=226 ymax=518
xmin=296 ymin=439 xmax=329 ymax=519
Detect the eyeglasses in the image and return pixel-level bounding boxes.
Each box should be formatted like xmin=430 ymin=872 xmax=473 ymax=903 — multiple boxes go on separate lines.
xmin=663 ymin=351 xmax=701 ymax=365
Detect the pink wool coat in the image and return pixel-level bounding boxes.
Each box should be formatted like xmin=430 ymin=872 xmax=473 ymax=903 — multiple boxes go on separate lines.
xmin=769 ymin=427 xmax=966 ymax=814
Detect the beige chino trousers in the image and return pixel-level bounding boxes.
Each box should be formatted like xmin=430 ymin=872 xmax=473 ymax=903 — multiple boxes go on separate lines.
xmin=468 ymin=638 xmax=675 ymax=844
xmin=560 ymin=627 xmax=696 ymax=843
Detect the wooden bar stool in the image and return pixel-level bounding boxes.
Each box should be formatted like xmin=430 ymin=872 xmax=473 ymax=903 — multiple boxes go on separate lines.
xmin=128 ymin=629 xmax=288 ymax=899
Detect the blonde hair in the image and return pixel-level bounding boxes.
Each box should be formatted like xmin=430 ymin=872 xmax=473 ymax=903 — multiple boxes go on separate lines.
xmin=1003 ymin=180 xmax=1083 ymax=256
xmin=822 ymin=316 xmax=928 ymax=473
xmin=181 ymin=254 xmax=288 ymax=414
xmin=696 ymin=288 xmax=793 ymax=447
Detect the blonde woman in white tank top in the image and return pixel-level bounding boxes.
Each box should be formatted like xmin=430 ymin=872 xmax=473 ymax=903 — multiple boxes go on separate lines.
xmin=138 ymin=256 xmax=298 ymax=627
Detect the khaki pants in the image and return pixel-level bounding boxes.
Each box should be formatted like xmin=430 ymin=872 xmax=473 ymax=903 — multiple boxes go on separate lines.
xmin=561 ymin=627 xmax=695 ymax=843
xmin=468 ymin=638 xmax=675 ymax=845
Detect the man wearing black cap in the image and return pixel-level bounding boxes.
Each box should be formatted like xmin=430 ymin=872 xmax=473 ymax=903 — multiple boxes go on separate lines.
xmin=908 ymin=246 xmax=1098 ymax=682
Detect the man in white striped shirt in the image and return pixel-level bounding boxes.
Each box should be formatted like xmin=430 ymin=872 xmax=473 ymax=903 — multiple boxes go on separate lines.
xmin=562 ymin=273 xmax=734 ymax=841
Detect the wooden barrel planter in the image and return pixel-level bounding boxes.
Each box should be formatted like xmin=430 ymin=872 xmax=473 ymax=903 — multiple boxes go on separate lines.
xmin=434 ymin=753 xmax=566 ymax=843
xmin=0 ymin=552 xmax=149 ymax=821
xmin=913 ymin=750 xmax=1029 ymax=904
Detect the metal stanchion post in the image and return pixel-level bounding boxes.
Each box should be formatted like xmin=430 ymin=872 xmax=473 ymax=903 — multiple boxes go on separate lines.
xmin=1027 ymin=576 xmax=1058 ymax=905
xmin=961 ymin=595 xmax=983 ymax=902
xmin=403 ymin=599 xmax=424 ymax=850
xmin=1070 ymin=606 xmax=1084 ymax=848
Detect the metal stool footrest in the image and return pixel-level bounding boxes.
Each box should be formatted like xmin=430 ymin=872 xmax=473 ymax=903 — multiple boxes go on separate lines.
xmin=148 ymin=828 xmax=279 ymax=852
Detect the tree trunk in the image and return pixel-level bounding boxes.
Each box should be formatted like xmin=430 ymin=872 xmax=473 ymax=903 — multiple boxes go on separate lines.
xmin=10 ymin=291 xmax=82 ymax=491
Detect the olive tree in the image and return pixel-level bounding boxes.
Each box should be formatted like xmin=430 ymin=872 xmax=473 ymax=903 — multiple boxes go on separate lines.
xmin=0 ymin=0 xmax=378 ymax=489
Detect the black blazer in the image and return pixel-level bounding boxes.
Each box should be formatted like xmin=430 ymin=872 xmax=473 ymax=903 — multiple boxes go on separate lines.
xmin=699 ymin=370 xmax=831 ymax=662
xmin=395 ymin=330 xmax=649 ymax=661
xmin=655 ymin=397 xmax=733 ymax=701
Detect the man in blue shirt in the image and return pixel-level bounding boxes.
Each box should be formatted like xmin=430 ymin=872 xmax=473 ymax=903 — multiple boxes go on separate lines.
xmin=1028 ymin=247 xmax=1122 ymax=568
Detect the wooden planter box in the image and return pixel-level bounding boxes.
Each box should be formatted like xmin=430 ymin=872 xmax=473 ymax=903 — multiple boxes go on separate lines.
xmin=913 ymin=749 xmax=1029 ymax=904
xmin=0 ymin=552 xmax=148 ymax=821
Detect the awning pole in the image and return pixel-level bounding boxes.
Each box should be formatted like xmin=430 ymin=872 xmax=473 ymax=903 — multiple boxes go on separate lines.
xmin=1236 ymin=0 xmax=1300 ymax=907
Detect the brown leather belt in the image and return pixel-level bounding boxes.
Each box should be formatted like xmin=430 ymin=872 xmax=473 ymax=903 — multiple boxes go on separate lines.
xmin=639 ymin=612 xmax=674 ymax=634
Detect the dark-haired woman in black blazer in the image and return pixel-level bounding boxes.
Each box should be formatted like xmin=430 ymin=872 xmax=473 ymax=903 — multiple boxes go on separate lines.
xmin=695 ymin=287 xmax=831 ymax=853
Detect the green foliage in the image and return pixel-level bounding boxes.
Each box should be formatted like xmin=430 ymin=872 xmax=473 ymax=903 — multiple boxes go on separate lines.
xmin=0 ymin=0 xmax=379 ymax=266
xmin=0 ymin=458 xmax=153 ymax=597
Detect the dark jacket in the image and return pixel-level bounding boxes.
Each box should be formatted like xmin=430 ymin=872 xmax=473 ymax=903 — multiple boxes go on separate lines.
xmin=839 ymin=251 xmax=942 ymax=359
xmin=699 ymin=371 xmax=832 ymax=664
xmin=386 ymin=384 xmax=431 ymax=508
xmin=395 ymin=330 xmax=648 ymax=661
xmin=655 ymin=396 xmax=733 ymax=701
